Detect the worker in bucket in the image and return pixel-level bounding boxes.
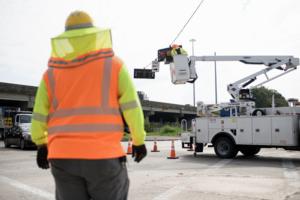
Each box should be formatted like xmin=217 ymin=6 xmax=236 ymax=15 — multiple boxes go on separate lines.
xmin=31 ymin=10 xmax=147 ymax=200
xmin=170 ymin=44 xmax=188 ymax=56
xmin=165 ymin=44 xmax=188 ymax=63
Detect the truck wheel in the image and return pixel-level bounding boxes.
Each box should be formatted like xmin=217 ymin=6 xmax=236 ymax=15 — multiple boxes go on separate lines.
xmin=214 ymin=137 xmax=238 ymax=159
xmin=240 ymin=147 xmax=260 ymax=157
xmin=4 ymin=138 xmax=10 ymax=148
xmin=20 ymin=139 xmax=26 ymax=150
xmin=252 ymin=109 xmax=265 ymax=116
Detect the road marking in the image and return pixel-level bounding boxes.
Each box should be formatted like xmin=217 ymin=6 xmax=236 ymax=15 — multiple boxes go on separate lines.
xmin=152 ymin=186 xmax=185 ymax=200
xmin=152 ymin=159 xmax=233 ymax=200
xmin=0 ymin=175 xmax=54 ymax=200
xmin=282 ymin=159 xmax=300 ymax=188
xmin=209 ymin=159 xmax=233 ymax=169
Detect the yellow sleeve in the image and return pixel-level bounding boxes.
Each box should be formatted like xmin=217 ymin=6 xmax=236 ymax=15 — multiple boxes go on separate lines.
xmin=31 ymin=79 xmax=49 ymax=145
xmin=118 ymin=64 xmax=146 ymax=145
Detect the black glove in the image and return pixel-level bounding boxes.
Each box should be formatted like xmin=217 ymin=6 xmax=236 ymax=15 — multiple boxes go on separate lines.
xmin=36 ymin=145 xmax=49 ymax=169
xmin=132 ymin=144 xmax=147 ymax=163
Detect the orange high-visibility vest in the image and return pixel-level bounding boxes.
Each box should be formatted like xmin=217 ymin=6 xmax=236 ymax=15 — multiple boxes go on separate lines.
xmin=43 ymin=49 xmax=125 ymax=159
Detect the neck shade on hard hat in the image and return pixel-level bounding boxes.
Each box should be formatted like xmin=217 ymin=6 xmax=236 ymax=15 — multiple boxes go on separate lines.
xmin=51 ymin=27 xmax=113 ymax=61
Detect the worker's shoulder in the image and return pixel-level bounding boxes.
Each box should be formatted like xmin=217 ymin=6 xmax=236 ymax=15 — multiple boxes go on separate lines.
xmin=42 ymin=68 xmax=51 ymax=79
xmin=111 ymin=55 xmax=125 ymax=66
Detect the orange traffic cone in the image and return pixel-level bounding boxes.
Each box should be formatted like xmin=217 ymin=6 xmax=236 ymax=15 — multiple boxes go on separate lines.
xmin=151 ymin=138 xmax=160 ymax=152
xmin=167 ymin=140 xmax=179 ymax=159
xmin=126 ymin=138 xmax=132 ymax=155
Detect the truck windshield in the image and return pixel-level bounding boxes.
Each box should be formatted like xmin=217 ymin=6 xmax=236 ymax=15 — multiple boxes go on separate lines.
xmin=19 ymin=115 xmax=32 ymax=123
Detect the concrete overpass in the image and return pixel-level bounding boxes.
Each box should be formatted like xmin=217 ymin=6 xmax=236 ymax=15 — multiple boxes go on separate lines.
xmin=0 ymin=82 xmax=36 ymax=110
xmin=0 ymin=82 xmax=197 ymax=122
xmin=141 ymin=100 xmax=196 ymax=123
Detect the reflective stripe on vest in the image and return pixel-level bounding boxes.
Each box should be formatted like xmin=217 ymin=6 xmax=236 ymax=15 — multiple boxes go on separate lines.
xmin=120 ymin=100 xmax=139 ymax=112
xmin=47 ymin=68 xmax=58 ymax=109
xmin=48 ymin=49 xmax=114 ymax=68
xmin=32 ymin=112 xmax=48 ymax=123
xmin=48 ymin=123 xmax=123 ymax=134
xmin=101 ymin=58 xmax=112 ymax=107
xmin=48 ymin=107 xmax=120 ymax=120
xmin=46 ymin=56 xmax=122 ymax=135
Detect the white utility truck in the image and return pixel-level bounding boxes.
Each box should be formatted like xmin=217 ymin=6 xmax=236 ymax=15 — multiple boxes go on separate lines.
xmin=3 ymin=110 xmax=34 ymax=149
xmin=146 ymin=47 xmax=300 ymax=158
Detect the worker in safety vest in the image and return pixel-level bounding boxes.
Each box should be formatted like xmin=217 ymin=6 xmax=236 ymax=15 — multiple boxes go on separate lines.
xmin=170 ymin=44 xmax=188 ymax=57
xmin=31 ymin=11 xmax=147 ymax=200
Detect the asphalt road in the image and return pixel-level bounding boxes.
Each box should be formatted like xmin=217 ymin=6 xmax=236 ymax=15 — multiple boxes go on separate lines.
xmin=0 ymin=140 xmax=300 ymax=200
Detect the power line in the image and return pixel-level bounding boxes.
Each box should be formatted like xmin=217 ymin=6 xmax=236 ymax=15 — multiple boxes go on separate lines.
xmin=143 ymin=61 xmax=152 ymax=69
xmin=142 ymin=0 xmax=205 ymax=69
xmin=170 ymin=0 xmax=205 ymax=45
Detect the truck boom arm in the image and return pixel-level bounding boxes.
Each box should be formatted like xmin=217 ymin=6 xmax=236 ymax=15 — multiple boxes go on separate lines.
xmin=177 ymin=55 xmax=299 ymax=100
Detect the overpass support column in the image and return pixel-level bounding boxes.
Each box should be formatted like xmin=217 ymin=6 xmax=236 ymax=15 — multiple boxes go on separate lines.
xmin=28 ymin=95 xmax=35 ymax=110
xmin=143 ymin=110 xmax=155 ymax=122
xmin=175 ymin=117 xmax=179 ymax=125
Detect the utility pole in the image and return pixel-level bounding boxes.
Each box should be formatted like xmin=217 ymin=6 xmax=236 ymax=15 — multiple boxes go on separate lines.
xmin=214 ymin=52 xmax=218 ymax=104
xmin=190 ymin=39 xmax=196 ymax=107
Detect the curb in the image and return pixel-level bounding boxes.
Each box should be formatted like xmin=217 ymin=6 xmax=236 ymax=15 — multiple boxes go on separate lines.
xmin=122 ymin=136 xmax=180 ymax=142
xmin=145 ymin=136 xmax=180 ymax=141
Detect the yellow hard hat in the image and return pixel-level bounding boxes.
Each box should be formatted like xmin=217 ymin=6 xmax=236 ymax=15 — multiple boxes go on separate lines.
xmin=65 ymin=11 xmax=94 ymax=31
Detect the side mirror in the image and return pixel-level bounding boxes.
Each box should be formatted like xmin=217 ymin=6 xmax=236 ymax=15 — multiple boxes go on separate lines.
xmin=15 ymin=116 xmax=20 ymax=126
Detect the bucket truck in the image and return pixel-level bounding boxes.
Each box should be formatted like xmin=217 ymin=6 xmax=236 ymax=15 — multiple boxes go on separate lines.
xmin=136 ymin=46 xmax=300 ymax=158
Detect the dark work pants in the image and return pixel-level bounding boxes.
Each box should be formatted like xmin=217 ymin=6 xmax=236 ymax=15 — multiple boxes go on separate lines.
xmin=50 ymin=158 xmax=129 ymax=200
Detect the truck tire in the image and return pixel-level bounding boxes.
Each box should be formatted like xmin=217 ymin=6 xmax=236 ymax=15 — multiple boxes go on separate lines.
xmin=20 ymin=139 xmax=26 ymax=150
xmin=214 ymin=136 xmax=238 ymax=159
xmin=252 ymin=109 xmax=265 ymax=116
xmin=239 ymin=146 xmax=260 ymax=157
xmin=4 ymin=138 xmax=10 ymax=148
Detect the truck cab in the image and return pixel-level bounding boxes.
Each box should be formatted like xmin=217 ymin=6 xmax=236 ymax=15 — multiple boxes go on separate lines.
xmin=15 ymin=113 xmax=32 ymax=133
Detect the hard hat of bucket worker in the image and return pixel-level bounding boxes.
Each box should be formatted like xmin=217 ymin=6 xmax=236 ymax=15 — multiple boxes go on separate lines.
xmin=65 ymin=10 xmax=94 ymax=31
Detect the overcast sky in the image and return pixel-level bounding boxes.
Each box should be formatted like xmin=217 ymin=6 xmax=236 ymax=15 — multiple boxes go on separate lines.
xmin=0 ymin=0 xmax=299 ymax=105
